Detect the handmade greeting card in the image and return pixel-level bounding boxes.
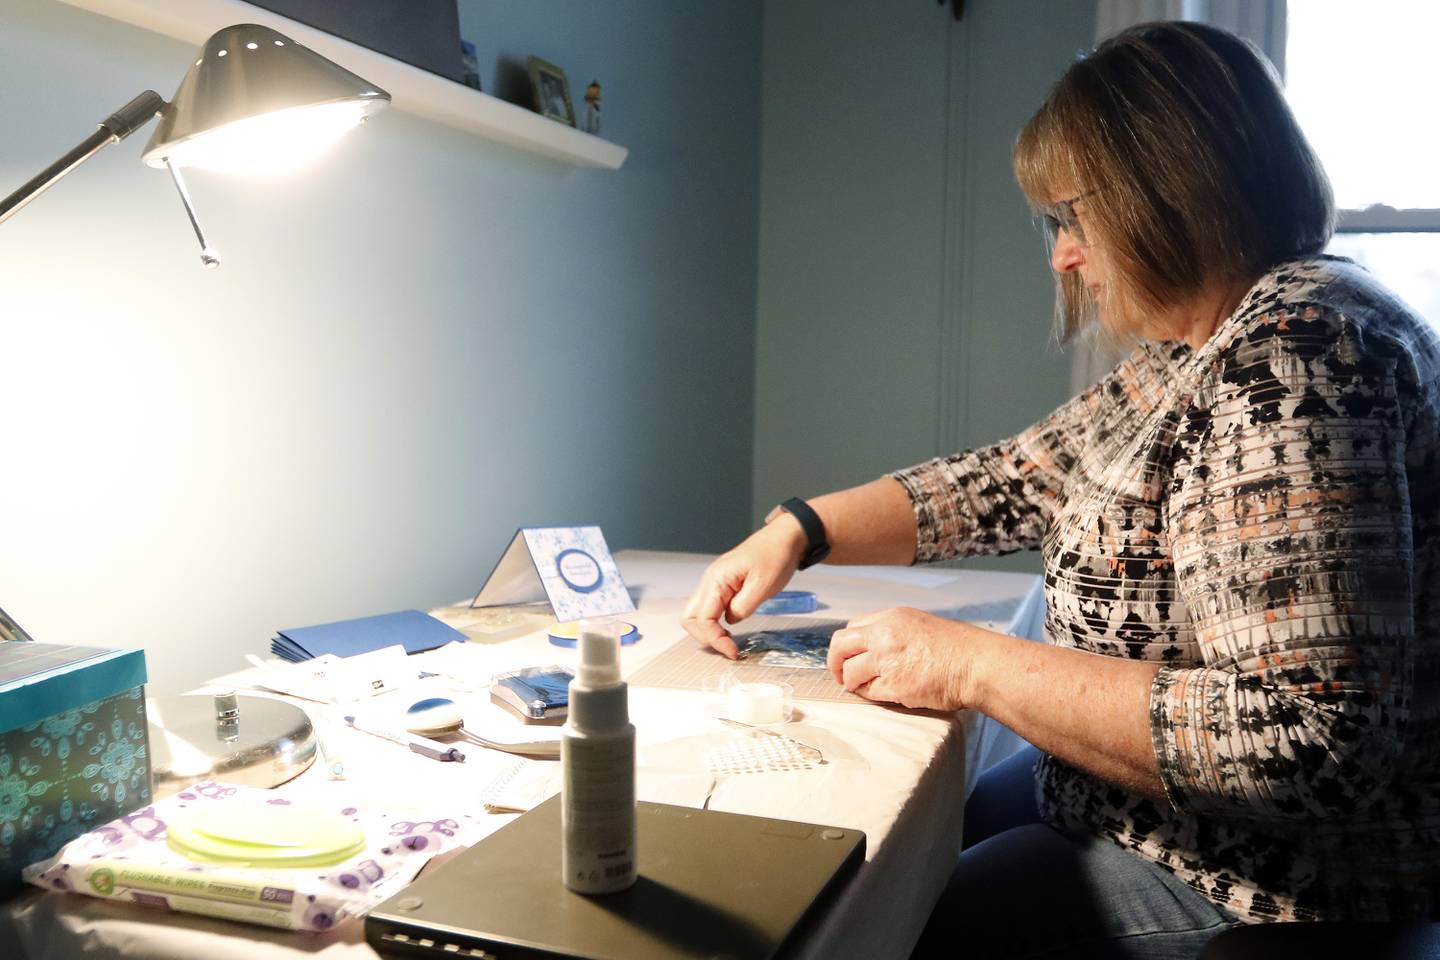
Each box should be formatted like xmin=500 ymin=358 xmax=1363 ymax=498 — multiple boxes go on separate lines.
xmin=471 ymin=526 xmax=634 ymax=623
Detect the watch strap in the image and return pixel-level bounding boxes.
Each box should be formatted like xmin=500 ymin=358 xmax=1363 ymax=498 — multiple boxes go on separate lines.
xmin=779 ymin=497 xmax=831 ymax=570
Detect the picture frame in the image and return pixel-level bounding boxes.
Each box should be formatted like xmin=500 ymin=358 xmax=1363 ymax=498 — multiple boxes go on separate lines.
xmin=527 ymin=55 xmax=575 ymax=127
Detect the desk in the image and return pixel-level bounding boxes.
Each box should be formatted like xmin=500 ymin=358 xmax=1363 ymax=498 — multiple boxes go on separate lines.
xmin=0 ymin=551 xmax=1042 ymax=960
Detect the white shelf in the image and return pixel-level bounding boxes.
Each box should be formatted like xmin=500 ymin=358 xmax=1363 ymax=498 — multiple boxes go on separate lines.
xmin=1336 ymin=206 xmax=1440 ymax=233
xmin=55 ymin=0 xmax=629 ymax=170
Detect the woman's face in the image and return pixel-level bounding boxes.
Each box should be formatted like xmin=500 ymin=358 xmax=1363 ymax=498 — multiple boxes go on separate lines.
xmin=1048 ymin=194 xmax=1110 ymax=305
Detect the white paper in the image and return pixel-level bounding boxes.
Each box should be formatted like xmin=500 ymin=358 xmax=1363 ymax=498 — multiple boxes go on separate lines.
xmin=481 ymin=758 xmax=713 ymax=814
xmin=241 ymin=645 xmax=412 ymax=703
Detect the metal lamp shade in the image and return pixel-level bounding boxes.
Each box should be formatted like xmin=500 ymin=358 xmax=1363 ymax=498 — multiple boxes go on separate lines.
xmin=142 ymin=23 xmax=390 ymax=169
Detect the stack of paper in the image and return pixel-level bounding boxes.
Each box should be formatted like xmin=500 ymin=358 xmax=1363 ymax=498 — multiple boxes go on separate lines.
xmin=270 ymin=610 xmax=465 ymax=662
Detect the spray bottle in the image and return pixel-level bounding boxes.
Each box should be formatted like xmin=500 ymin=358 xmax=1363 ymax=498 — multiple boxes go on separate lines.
xmin=561 ymin=619 xmax=637 ymax=893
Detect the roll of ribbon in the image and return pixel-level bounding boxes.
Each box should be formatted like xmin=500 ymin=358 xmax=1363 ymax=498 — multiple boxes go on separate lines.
xmin=755 ymin=590 xmax=818 ymax=615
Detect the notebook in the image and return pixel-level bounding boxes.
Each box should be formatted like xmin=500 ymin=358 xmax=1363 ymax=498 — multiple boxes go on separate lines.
xmin=270 ymin=609 xmax=464 ymax=662
xmin=366 ymin=796 xmax=865 ymax=960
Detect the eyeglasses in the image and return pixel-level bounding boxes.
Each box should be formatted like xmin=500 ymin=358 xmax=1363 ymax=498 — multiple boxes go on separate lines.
xmin=1040 ymin=191 xmax=1094 ymax=245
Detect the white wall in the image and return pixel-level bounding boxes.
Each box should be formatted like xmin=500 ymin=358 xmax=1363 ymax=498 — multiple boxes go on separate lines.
xmin=0 ymin=0 xmax=762 ymax=693
xmin=753 ymin=0 xmax=1094 ymax=572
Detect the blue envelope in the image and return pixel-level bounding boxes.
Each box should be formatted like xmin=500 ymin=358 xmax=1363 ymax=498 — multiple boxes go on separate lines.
xmin=271 ymin=610 xmax=464 ymax=662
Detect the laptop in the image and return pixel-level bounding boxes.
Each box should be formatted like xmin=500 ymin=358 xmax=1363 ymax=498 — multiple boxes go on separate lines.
xmin=366 ymin=796 xmax=865 ymax=960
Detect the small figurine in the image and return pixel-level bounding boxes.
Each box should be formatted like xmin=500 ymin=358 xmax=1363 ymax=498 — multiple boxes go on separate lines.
xmin=583 ymin=80 xmax=601 ymax=135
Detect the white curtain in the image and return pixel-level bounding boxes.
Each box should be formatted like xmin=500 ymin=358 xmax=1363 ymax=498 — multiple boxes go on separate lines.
xmin=1094 ymin=0 xmax=1187 ymax=44
xmin=1070 ymin=0 xmax=1287 ymax=395
xmin=1189 ymin=0 xmax=1288 ymax=77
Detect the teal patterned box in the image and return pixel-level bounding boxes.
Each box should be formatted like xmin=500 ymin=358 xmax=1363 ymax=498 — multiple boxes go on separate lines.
xmin=0 ymin=639 xmax=150 ymax=898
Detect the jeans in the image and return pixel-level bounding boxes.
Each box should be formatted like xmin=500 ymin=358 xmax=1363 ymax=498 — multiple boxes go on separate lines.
xmin=911 ymin=745 xmax=1242 ymax=960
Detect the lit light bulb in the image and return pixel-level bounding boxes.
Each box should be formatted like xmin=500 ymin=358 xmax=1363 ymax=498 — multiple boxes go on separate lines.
xmin=162 ymin=101 xmax=369 ymax=176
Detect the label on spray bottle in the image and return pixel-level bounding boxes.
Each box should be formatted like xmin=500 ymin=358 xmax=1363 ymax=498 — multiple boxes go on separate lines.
xmin=561 ymin=731 xmax=636 ymax=893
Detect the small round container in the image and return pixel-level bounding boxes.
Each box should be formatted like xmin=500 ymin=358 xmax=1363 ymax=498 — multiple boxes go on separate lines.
xmin=702 ymin=675 xmax=795 ymax=724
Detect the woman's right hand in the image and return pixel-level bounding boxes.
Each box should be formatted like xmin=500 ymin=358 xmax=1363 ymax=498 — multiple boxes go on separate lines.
xmin=680 ymin=517 xmax=808 ymax=658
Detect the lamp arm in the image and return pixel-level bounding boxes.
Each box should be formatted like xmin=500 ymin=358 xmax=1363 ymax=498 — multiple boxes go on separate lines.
xmin=0 ymin=90 xmax=165 ymax=227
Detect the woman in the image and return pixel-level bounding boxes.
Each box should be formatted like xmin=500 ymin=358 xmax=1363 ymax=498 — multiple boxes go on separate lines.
xmin=680 ymin=20 xmax=1440 ymax=957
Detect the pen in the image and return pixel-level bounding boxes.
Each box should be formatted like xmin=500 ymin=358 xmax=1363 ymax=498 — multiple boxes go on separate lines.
xmin=343 ymin=715 xmax=466 ymax=763
xmin=315 ymin=728 xmax=345 ymax=782
xmin=316 ymin=727 xmax=345 ymax=779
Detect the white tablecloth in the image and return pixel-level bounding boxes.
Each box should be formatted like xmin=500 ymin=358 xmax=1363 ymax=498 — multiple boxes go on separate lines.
xmin=0 ymin=551 xmax=1042 ymax=960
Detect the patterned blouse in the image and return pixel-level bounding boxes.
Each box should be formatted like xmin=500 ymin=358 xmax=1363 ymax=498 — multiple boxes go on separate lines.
xmin=892 ymin=257 xmax=1440 ymax=922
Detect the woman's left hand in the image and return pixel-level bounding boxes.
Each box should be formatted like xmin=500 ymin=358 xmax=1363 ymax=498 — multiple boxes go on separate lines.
xmin=827 ymin=607 xmax=992 ymax=710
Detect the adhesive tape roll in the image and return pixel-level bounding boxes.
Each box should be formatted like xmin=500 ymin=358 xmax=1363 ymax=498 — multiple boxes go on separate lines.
xmin=548 ymin=620 xmax=639 ymax=647
xmin=755 ymin=590 xmax=818 ymax=615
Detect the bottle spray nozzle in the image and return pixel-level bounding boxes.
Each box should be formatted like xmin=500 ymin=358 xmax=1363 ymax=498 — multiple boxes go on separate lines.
xmin=576 ymin=620 xmax=623 ymax=687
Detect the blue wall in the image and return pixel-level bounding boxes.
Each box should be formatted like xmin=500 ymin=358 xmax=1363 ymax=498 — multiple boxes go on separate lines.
xmin=753 ymin=0 xmax=1093 ymax=573
xmin=0 ymin=0 xmax=761 ymax=693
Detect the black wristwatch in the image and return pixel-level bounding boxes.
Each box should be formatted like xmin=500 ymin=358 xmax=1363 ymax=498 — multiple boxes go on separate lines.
xmin=778 ymin=497 xmax=831 ymax=570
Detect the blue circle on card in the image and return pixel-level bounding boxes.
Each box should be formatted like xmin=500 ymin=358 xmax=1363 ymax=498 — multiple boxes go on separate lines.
xmin=548 ymin=621 xmax=640 ymax=647
xmin=555 ymin=548 xmax=603 ymax=593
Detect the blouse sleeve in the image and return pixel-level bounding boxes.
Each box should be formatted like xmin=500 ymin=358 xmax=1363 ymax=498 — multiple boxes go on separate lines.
xmin=1151 ymin=306 xmax=1419 ymax=821
xmin=889 ymin=345 xmax=1159 ymax=562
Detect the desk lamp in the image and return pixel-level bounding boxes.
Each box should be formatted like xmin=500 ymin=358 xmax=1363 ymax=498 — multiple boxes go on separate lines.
xmin=0 ymin=23 xmax=389 ymax=791
xmin=0 ymin=22 xmax=390 ymax=266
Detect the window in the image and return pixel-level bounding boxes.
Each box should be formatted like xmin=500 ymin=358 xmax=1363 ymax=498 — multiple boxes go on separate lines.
xmin=1285 ymin=1 xmax=1440 ymax=326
